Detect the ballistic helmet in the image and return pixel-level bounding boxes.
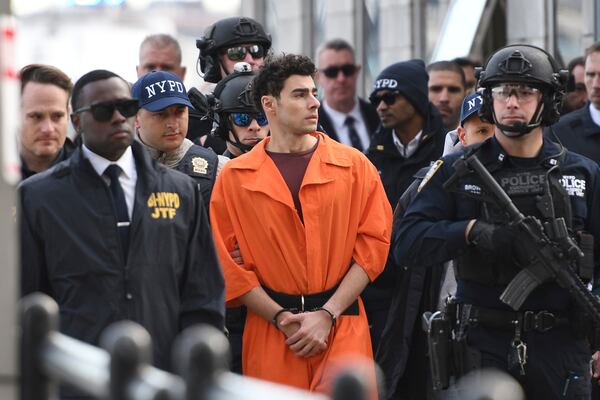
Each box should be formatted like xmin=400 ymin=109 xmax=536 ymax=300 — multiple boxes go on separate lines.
xmin=196 ymin=17 xmax=271 ymax=83
xmin=208 ymin=63 xmax=263 ymax=153
xmin=477 ymin=44 xmax=567 ymax=136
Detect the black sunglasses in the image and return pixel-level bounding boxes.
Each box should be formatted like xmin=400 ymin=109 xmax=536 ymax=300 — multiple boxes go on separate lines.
xmin=225 ymin=45 xmax=265 ymax=62
xmin=321 ymin=64 xmax=358 ymax=78
xmin=75 ymin=99 xmax=139 ymax=122
xmin=369 ymin=91 xmax=401 ymax=106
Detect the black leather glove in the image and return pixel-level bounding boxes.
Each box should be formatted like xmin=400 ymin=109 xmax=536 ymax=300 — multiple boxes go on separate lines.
xmin=468 ymin=220 xmax=520 ymax=262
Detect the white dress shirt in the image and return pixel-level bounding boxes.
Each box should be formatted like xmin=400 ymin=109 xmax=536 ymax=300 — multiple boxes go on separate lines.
xmin=82 ymin=144 xmax=137 ymax=219
xmin=589 ymin=102 xmax=600 ymax=128
xmin=392 ymin=130 xmax=423 ymax=158
xmin=322 ymin=99 xmax=371 ymax=150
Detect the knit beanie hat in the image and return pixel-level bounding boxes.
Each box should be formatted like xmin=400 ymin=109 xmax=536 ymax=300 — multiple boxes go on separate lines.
xmin=370 ymin=59 xmax=429 ymax=118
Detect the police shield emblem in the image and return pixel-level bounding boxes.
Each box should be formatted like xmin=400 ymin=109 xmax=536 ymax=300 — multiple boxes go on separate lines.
xmin=191 ymin=157 xmax=209 ymax=175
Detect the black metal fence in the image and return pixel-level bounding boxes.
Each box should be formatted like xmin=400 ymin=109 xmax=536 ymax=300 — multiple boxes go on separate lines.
xmin=21 ymin=293 xmax=369 ymax=400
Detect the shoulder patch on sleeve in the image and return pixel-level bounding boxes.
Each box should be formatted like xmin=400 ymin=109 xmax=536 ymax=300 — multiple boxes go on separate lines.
xmin=418 ymin=159 xmax=444 ymax=192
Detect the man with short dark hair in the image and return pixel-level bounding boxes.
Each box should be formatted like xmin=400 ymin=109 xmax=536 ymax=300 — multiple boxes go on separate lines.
xmin=20 ymin=69 xmax=225 ymax=384
xmin=210 ymin=53 xmax=391 ymax=393
xmin=316 ymin=38 xmax=379 ymax=151
xmin=548 ymin=41 xmax=600 ymax=165
xmin=427 ymin=61 xmax=467 ymax=132
xmin=19 ymin=64 xmax=74 ymax=180
xmin=453 ymin=57 xmax=480 ymax=94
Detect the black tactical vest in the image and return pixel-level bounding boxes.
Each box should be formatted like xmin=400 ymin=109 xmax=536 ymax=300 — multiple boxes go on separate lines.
xmin=454 ymin=156 xmax=572 ymax=285
xmin=174 ymin=145 xmax=219 ymax=209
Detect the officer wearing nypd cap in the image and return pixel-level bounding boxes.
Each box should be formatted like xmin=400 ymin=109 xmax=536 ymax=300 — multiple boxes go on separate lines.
xmin=132 ymin=70 xmax=221 ymax=210
xmin=394 ymin=44 xmax=600 ymax=398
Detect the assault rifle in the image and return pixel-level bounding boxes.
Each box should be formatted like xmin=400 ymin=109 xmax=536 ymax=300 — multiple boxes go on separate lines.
xmin=445 ymin=152 xmax=600 ymax=325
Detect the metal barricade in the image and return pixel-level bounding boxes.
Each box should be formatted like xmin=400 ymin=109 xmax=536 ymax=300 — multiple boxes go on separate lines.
xmin=21 ymin=293 xmax=369 ymax=400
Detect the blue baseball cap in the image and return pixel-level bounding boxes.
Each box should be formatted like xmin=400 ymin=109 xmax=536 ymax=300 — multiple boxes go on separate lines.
xmin=131 ymin=70 xmax=194 ymax=112
xmin=460 ymin=92 xmax=484 ymax=126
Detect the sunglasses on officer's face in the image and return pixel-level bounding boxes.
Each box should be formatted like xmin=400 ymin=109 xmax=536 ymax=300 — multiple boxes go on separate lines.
xmin=231 ymin=112 xmax=269 ymax=127
xmin=225 ymin=45 xmax=265 ymax=62
xmin=369 ymin=91 xmax=401 ymax=106
xmin=74 ymin=99 xmax=139 ymax=122
xmin=321 ymin=64 xmax=358 ymax=79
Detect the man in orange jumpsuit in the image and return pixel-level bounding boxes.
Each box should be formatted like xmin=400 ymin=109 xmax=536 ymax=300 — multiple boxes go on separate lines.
xmin=210 ymin=53 xmax=392 ymax=393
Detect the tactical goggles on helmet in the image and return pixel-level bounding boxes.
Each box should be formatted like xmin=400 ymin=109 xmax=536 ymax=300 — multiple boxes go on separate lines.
xmin=74 ymin=99 xmax=139 ymax=122
xmin=231 ymin=112 xmax=268 ymax=127
xmin=321 ymin=64 xmax=358 ymax=79
xmin=225 ymin=44 xmax=265 ymax=62
xmin=490 ymin=84 xmax=541 ymax=104
xmin=369 ymin=91 xmax=402 ymax=106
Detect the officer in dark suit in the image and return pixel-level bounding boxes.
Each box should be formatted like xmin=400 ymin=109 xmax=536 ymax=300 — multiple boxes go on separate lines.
xmin=316 ymin=39 xmax=379 ymax=151
xmin=547 ymin=41 xmax=600 ymax=165
xmin=396 ymin=45 xmax=600 ymax=398
xmin=20 ymin=69 xmax=225 ymax=390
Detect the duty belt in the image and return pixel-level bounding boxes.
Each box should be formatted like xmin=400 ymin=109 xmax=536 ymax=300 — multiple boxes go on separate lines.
xmin=459 ymin=304 xmax=569 ymax=332
xmin=262 ymin=285 xmax=360 ymax=315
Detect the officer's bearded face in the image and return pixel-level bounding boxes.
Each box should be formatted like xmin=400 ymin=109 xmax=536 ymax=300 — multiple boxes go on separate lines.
xmin=428 ymin=70 xmax=466 ymax=131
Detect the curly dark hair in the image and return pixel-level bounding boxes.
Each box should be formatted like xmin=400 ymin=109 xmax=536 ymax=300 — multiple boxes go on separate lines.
xmin=252 ymin=53 xmax=316 ymax=111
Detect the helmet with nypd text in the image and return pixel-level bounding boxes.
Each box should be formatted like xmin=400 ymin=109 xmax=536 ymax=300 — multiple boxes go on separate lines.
xmin=196 ymin=17 xmax=272 ymax=84
xmin=477 ymin=44 xmax=567 ymax=135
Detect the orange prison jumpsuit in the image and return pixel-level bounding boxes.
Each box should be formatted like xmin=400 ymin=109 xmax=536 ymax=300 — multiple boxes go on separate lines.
xmin=210 ymin=132 xmax=392 ymax=393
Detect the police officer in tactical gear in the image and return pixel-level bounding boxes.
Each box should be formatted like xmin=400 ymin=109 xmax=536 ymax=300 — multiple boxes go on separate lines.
xmin=395 ymin=44 xmax=600 ymax=398
xmin=196 ymin=16 xmax=271 ymax=84
xmin=187 ymin=17 xmax=271 ymax=152
xmin=210 ymin=62 xmax=269 ymax=158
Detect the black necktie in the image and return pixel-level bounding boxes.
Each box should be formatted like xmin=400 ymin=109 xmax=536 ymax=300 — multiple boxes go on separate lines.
xmin=345 ymin=115 xmax=363 ymax=152
xmin=104 ymin=164 xmax=130 ymax=260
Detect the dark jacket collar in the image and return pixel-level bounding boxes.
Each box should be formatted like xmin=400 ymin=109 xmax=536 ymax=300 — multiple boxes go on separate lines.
xmin=475 ymin=135 xmax=566 ymax=170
